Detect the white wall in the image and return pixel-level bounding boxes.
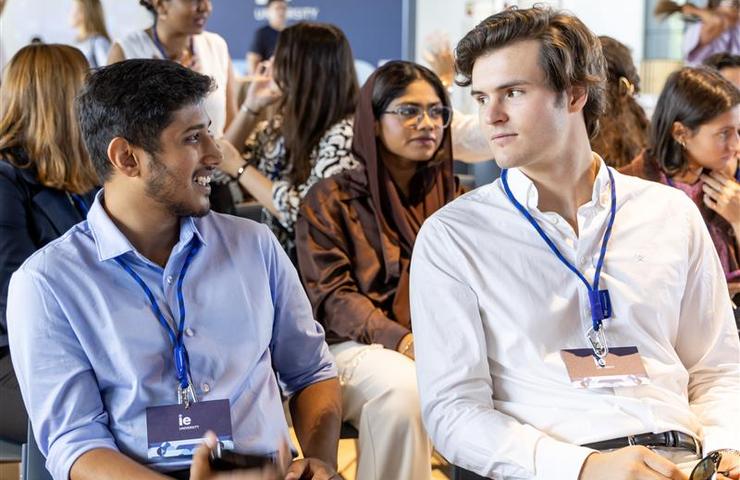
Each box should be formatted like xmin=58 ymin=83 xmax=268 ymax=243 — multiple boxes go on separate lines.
xmin=0 ymin=0 xmax=150 ymax=63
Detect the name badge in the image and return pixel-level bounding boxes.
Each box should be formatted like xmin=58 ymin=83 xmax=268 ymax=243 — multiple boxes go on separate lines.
xmin=146 ymin=399 xmax=234 ymax=460
xmin=560 ymin=346 xmax=649 ymax=388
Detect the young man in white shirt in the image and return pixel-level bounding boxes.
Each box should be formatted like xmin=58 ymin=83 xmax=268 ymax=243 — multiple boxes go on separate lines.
xmin=410 ymin=7 xmax=740 ymax=480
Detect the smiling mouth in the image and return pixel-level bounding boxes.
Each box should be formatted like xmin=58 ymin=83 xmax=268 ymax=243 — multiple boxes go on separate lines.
xmin=491 ymin=133 xmax=517 ymax=141
xmin=193 ymin=174 xmax=212 ymax=187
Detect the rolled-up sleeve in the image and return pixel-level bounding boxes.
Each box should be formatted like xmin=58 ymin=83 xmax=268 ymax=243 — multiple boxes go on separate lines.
xmin=410 ymin=218 xmax=594 ymax=479
xmin=7 ymin=268 xmax=118 ymax=480
xmin=264 ymin=226 xmax=337 ymax=398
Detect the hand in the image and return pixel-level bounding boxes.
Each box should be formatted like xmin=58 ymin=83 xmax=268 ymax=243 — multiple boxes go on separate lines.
xmin=190 ymin=432 xmax=279 ymax=480
xmin=397 ymin=333 xmax=415 ymax=360
xmin=285 ymin=458 xmax=339 ymax=480
xmin=578 ymin=446 xmax=687 ymax=480
xmin=215 ymin=138 xmax=246 ymax=178
xmin=422 ymin=34 xmax=454 ymax=90
xmin=243 ymin=60 xmax=281 ymax=115
xmin=729 ymin=282 xmax=740 ymax=298
xmin=716 ymin=450 xmax=740 ymax=479
xmin=701 ymin=171 xmax=740 ymax=227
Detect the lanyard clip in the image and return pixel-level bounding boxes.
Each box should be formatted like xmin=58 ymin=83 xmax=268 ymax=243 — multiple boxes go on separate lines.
xmin=177 ymin=381 xmax=197 ymax=408
xmin=586 ymin=326 xmax=609 ymax=367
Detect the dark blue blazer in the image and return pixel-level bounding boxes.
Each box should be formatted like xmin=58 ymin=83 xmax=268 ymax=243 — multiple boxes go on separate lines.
xmin=0 ymin=154 xmax=97 ymax=348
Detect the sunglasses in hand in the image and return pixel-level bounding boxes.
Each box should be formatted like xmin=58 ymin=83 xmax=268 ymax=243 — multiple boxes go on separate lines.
xmin=689 ymin=449 xmax=739 ymax=480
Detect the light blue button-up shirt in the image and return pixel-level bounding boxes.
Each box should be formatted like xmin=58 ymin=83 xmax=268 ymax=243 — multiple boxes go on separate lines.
xmin=7 ymin=191 xmax=337 ymax=480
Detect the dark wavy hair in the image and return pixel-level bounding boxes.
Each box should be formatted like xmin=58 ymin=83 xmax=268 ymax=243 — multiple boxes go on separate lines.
xmin=273 ymin=22 xmax=359 ymax=185
xmin=646 ymin=66 xmax=740 ymax=176
xmin=590 ymin=36 xmax=649 ymax=168
xmin=455 ymin=6 xmax=606 ymax=140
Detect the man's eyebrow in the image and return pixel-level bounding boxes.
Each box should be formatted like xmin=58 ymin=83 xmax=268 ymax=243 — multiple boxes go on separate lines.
xmin=181 ymin=121 xmax=212 ymax=135
xmin=470 ymin=80 xmax=534 ymax=97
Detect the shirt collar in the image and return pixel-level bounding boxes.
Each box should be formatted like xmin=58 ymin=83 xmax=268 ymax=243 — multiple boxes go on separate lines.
xmin=506 ymin=153 xmax=612 ymax=212
xmin=88 ymin=189 xmax=207 ymax=262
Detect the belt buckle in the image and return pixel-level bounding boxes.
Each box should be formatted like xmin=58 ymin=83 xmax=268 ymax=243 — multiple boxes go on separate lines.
xmin=691 ymin=435 xmax=701 ymax=457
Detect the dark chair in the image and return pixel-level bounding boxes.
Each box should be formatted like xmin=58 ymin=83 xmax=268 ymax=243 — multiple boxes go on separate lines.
xmin=452 ymin=466 xmax=489 ymax=479
xmin=21 ymin=421 xmax=52 ymax=480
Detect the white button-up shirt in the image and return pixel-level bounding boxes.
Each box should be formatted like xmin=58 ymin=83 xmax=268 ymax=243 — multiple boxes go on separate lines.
xmin=410 ymin=158 xmax=740 ymax=480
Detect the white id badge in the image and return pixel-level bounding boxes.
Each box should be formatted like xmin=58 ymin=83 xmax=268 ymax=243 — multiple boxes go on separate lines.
xmin=146 ymin=399 xmax=234 ymax=459
xmin=560 ymin=346 xmax=650 ymax=388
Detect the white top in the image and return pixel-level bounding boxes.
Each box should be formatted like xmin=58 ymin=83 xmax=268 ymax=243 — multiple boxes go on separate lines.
xmin=75 ymin=34 xmax=111 ymax=68
xmin=115 ymin=30 xmax=231 ymax=136
xmin=410 ymin=157 xmax=740 ymax=479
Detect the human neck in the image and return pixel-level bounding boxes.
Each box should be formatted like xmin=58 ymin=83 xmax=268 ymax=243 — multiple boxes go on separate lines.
xmin=103 ymin=185 xmax=180 ymax=267
xmin=520 ymin=147 xmax=598 ymax=236
xmin=670 ymin=157 xmax=703 ymax=184
xmin=382 ymin=153 xmax=418 ymax=199
xmin=154 ymin=21 xmax=191 ymax=60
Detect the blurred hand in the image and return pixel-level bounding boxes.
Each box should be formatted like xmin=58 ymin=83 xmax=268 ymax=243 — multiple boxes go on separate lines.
xmin=243 ymin=60 xmax=282 ymax=114
xmin=190 ymin=432 xmax=279 ymax=480
xmin=215 ymin=138 xmax=245 ymax=178
xmin=716 ymin=451 xmax=740 ymax=479
xmin=397 ymin=333 xmax=415 ymax=361
xmin=284 ymin=458 xmax=340 ymax=480
xmin=578 ymin=446 xmax=687 ymax=480
xmin=701 ymin=171 xmax=740 ymax=227
xmin=729 ymin=282 xmax=740 ymax=298
xmin=422 ymin=33 xmax=455 ymax=89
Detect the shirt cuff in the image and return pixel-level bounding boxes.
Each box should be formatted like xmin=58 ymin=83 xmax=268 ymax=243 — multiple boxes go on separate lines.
xmin=368 ymin=309 xmax=411 ymax=350
xmin=534 ymin=435 xmax=596 ymax=480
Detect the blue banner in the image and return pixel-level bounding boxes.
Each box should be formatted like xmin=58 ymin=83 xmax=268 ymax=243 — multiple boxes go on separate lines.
xmin=208 ymin=0 xmax=412 ymax=71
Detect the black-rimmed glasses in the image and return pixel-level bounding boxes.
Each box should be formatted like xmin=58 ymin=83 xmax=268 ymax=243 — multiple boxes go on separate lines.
xmin=689 ymin=450 xmax=734 ymax=480
xmin=383 ymin=104 xmax=452 ymax=129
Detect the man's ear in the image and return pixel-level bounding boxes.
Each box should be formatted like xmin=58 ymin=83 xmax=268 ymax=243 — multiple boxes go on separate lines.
xmin=107 ymin=137 xmax=142 ymax=178
xmin=567 ymin=85 xmax=588 ymax=113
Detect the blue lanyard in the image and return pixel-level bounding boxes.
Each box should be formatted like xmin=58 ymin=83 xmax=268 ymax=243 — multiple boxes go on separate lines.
xmin=114 ymin=241 xmax=201 ymax=403
xmin=501 ymin=168 xmax=617 ymax=336
xmin=68 ymin=193 xmax=89 ymax=217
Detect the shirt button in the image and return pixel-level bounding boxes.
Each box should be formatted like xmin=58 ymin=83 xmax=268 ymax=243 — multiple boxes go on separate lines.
xmin=166 ymin=275 xmax=174 ymax=285
xmin=185 ymin=327 xmax=195 ymax=337
xmin=201 ymin=382 xmax=211 ymax=393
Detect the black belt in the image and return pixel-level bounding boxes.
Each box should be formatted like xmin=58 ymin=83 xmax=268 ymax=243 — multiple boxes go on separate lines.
xmin=583 ymin=431 xmax=701 ymax=454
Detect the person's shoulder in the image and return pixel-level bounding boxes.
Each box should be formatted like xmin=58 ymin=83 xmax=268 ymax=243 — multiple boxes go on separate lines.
xmin=303 ymin=172 xmax=359 ymax=208
xmin=116 ymin=29 xmax=150 ymax=45
xmin=428 ymin=180 xmax=506 ymax=224
xmin=198 ymin=31 xmax=229 ymax=52
xmin=114 ymin=29 xmax=154 ymax=58
xmin=15 ymin=221 xmax=92 ymax=275
xmin=322 ymin=117 xmax=354 ymax=138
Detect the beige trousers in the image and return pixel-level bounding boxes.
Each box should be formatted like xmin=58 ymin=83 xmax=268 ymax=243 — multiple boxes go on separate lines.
xmin=330 ymin=341 xmax=432 ymax=480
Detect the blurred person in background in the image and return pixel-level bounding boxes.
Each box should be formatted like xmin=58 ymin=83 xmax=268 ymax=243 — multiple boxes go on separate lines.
xmin=621 ymin=67 xmax=740 ymax=310
xmin=219 ymin=22 xmax=358 ymax=263
xmin=0 ymin=43 xmax=98 ymax=444
xmin=704 ymin=51 xmax=740 ymax=87
xmin=296 ymin=61 xmax=465 ymax=480
xmin=108 ymin=0 xmax=238 ymax=214
xmin=590 ymin=36 xmax=650 ymax=169
xmin=70 ymin=0 xmax=111 ymax=68
xmin=246 ymin=0 xmax=287 ymax=75
xmin=655 ymin=0 xmax=740 ymax=65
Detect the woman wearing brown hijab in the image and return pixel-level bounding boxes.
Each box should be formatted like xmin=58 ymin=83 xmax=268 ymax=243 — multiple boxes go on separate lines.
xmin=296 ymin=61 xmax=464 ymax=480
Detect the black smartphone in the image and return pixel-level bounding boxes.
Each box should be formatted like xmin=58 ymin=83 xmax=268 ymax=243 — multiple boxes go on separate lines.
xmin=208 ymin=442 xmax=275 ymax=471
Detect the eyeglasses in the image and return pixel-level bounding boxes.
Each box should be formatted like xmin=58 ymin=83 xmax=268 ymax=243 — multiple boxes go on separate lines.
xmin=689 ymin=450 xmax=735 ymax=480
xmin=383 ymin=104 xmax=452 ymax=129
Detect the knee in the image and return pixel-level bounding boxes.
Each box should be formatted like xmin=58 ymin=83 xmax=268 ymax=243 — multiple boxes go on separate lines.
xmin=372 ymin=378 xmax=423 ymax=427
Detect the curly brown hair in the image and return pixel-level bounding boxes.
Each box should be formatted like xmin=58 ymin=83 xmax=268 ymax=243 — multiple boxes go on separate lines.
xmin=590 ymin=36 xmax=649 ymax=168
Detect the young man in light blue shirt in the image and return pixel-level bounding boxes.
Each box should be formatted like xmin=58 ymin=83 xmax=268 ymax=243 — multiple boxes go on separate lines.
xmin=7 ymin=59 xmax=341 ymax=480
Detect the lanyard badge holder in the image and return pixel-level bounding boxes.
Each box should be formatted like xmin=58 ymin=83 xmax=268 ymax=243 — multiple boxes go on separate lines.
xmin=115 ymin=241 xmax=202 ymax=408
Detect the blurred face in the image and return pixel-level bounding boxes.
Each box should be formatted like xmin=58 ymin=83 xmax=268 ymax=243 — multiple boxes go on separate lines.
xmin=141 ymin=102 xmax=222 ymax=217
xmin=157 ymin=0 xmax=212 ymax=35
xmin=719 ymin=66 xmax=740 ymax=90
xmin=267 ymin=1 xmax=287 ymax=29
xmin=376 ymin=79 xmax=447 ymax=164
xmin=680 ymin=106 xmax=740 ymax=171
xmin=471 ymin=40 xmax=577 ymax=172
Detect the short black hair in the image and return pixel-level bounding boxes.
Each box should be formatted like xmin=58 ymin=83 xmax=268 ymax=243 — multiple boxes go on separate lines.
xmin=703 ymin=52 xmax=740 ymax=71
xmin=267 ymin=0 xmax=286 ymax=5
xmin=76 ymin=59 xmax=214 ymax=181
